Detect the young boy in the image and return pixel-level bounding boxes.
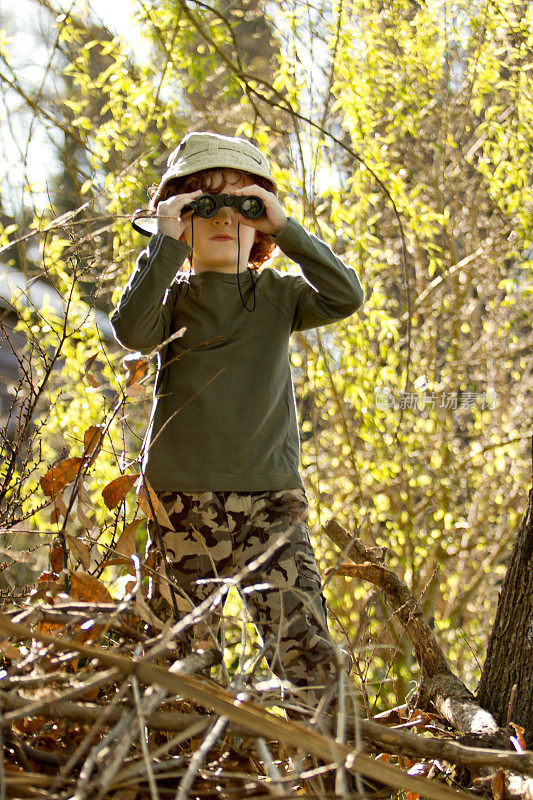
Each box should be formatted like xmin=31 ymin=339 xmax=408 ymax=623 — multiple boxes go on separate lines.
xmin=110 ymin=131 xmax=365 ymax=712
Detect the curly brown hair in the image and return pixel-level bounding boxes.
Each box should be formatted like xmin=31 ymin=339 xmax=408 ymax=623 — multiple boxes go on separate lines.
xmin=148 ymin=168 xmax=278 ymax=270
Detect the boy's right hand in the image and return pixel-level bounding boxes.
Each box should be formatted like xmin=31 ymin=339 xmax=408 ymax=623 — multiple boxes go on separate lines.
xmin=156 ymin=190 xmax=203 ymax=240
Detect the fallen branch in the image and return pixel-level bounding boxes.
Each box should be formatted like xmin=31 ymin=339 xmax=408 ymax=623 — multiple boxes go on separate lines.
xmin=1 ymin=691 xmax=201 ymax=731
xmin=324 ymin=518 xmax=533 ymax=799
xmin=359 ymin=716 xmax=533 ymax=777
xmin=3 ymin=688 xmax=532 ymax=778
xmin=324 ymin=518 xmax=500 ymax=737
xmin=0 ymin=612 xmax=473 ymax=800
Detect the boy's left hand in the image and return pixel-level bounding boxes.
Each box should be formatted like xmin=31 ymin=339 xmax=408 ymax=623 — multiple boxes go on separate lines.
xmin=232 ymin=185 xmax=289 ymax=237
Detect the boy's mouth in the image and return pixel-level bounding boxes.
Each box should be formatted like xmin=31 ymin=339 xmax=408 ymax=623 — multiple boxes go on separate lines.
xmin=211 ymin=234 xmax=233 ymax=241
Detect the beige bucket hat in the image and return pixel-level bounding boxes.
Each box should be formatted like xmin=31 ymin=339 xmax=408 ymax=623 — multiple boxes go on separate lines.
xmin=152 ymin=131 xmax=276 ymax=204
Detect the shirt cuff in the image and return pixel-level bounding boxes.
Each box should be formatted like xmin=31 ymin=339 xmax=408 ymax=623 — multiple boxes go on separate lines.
xmin=147 ymin=232 xmax=192 ymax=264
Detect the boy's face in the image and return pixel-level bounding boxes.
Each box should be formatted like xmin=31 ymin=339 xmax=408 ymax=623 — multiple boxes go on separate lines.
xmin=180 ymin=169 xmax=257 ymax=274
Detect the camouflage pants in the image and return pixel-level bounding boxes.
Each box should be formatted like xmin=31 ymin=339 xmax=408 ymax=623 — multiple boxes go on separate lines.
xmin=146 ymin=487 xmax=337 ymax=702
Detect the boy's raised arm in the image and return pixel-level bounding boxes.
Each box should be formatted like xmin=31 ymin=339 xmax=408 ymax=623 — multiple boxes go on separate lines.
xmin=270 ymin=217 xmax=365 ymax=332
xmin=110 ymin=233 xmax=191 ymax=353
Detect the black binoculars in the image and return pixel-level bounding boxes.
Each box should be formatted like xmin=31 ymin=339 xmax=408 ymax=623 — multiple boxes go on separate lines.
xmin=132 ymin=193 xmax=265 ymax=236
xmin=181 ymin=193 xmax=265 ymax=219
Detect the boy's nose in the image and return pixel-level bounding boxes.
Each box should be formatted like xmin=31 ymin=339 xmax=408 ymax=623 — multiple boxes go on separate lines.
xmin=212 ymin=207 xmax=233 ymax=223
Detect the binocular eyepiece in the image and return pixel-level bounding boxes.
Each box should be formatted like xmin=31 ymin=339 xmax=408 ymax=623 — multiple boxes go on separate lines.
xmin=182 ymin=193 xmax=265 ymax=219
xmin=132 ymin=193 xmax=265 ymax=236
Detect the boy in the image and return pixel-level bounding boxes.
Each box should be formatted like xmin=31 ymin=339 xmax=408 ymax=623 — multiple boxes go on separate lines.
xmin=110 ymin=131 xmax=365 ymax=713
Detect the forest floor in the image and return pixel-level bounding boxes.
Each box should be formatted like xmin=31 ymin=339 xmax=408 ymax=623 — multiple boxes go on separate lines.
xmin=1 ymin=567 xmax=531 ymax=800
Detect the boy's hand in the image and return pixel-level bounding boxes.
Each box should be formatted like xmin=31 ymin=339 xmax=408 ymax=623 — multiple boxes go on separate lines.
xmin=232 ymin=185 xmax=289 ymax=236
xmin=156 ymin=189 xmax=203 ymax=240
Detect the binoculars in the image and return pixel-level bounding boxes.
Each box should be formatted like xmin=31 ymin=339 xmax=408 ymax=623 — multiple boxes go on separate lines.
xmin=182 ymin=193 xmax=265 ymax=219
xmin=131 ymin=193 xmax=265 ymax=237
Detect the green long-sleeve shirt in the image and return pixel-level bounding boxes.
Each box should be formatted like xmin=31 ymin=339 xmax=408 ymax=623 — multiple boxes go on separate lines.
xmin=110 ymin=217 xmax=364 ymax=491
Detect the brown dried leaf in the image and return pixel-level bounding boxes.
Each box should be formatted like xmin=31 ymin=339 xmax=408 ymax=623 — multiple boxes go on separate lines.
xmin=80 ymin=684 xmax=100 ymax=701
xmin=37 ymin=571 xmax=60 ymax=583
xmin=69 ymin=571 xmax=113 ymax=604
xmin=78 ymin=481 xmax=92 ymax=506
xmin=159 ymin=578 xmax=190 ymax=613
xmin=53 ymin=492 xmax=68 ymax=520
xmin=491 ymin=769 xmax=505 ymax=800
xmin=408 ymin=708 xmax=439 ymax=726
xmin=115 ymin=518 xmax=141 ymax=557
xmin=34 ymin=572 xmax=63 ymax=602
xmin=85 ymin=372 xmax=102 ymax=388
xmin=133 ymin=593 xmax=166 ymax=630
xmin=84 ymin=351 xmax=99 ymax=373
xmin=125 ymin=383 xmax=147 ymax=397
xmin=123 ymin=352 xmax=148 ymax=386
xmin=41 ymin=457 xmax=83 ymax=496
xmin=137 ymin=480 xmax=174 ymax=529
xmin=66 ymin=535 xmax=91 ymax=570
xmin=77 ymin=502 xmax=94 ymax=530
xmin=145 ymin=553 xmax=155 ymax=570
xmin=102 ymin=474 xmax=137 ymax=510
xmin=71 ymin=622 xmax=102 ymax=650
xmin=50 ymin=539 xmax=64 ymax=573
xmin=83 ymin=425 xmax=103 ymax=458
xmin=36 ymin=617 xmax=64 ymax=636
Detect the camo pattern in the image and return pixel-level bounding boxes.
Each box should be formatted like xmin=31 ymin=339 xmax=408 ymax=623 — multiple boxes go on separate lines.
xmin=146 ymin=487 xmax=337 ymax=701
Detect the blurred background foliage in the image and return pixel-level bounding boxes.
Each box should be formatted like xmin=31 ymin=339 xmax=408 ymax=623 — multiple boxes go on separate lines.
xmin=0 ymin=0 xmax=531 ymax=712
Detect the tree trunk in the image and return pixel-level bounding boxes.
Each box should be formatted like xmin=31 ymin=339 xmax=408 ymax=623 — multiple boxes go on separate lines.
xmin=477 ymin=469 xmax=533 ymax=748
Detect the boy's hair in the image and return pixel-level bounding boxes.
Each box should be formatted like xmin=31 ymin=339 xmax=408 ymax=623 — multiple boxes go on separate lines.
xmin=148 ymin=168 xmax=277 ymax=270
